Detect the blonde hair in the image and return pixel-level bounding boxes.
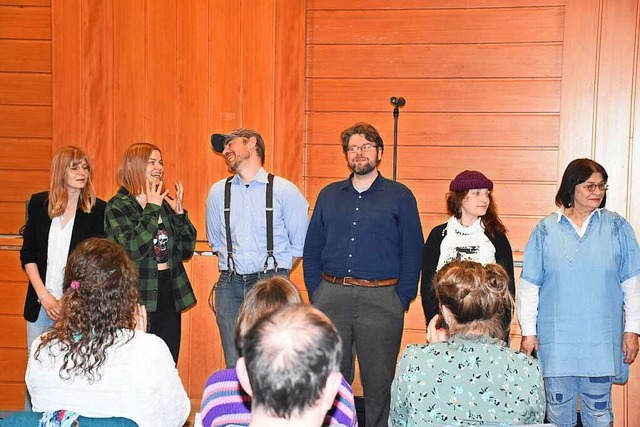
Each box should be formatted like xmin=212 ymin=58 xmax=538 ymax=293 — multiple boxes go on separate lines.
xmin=117 ymin=142 xmax=161 ymax=195
xmin=48 ymin=146 xmax=96 ymax=218
xmin=434 ymin=260 xmax=513 ymax=340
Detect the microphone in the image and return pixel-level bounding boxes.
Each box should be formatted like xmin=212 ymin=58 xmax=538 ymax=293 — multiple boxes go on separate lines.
xmin=390 ymin=96 xmax=406 ymax=107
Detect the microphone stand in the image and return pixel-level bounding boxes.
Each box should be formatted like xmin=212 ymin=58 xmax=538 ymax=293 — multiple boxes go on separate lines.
xmin=390 ymin=97 xmax=405 ymax=181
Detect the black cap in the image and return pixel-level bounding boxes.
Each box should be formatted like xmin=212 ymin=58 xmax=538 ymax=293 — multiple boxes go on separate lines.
xmin=211 ymin=133 xmax=234 ymax=153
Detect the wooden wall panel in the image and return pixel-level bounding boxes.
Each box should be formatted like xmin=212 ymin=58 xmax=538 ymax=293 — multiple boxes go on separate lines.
xmin=0 ymin=73 xmax=51 ymax=105
xmin=308 ymin=7 xmax=564 ymax=44
xmin=308 ymin=0 xmax=564 ymax=9
xmin=0 ymin=171 xmax=49 ymax=201
xmin=592 ymin=0 xmax=638 ymax=215
xmin=0 ymin=203 xmax=29 ymax=234
xmin=307 ymin=112 xmax=559 ymax=147
xmin=0 ymin=282 xmax=27 ymax=314
xmin=0 ymin=5 xmax=50 ymax=39
xmin=0 ymin=251 xmax=27 ymax=282
xmin=0 ymin=138 xmax=50 ymax=169
xmin=309 ymin=44 xmax=562 ymax=79
xmin=0 ymin=317 xmax=26 ymax=348
xmin=0 ymin=349 xmax=27 ymax=382
xmin=176 ymin=1 xmax=210 ymax=246
xmin=0 ymin=107 xmax=51 ymax=139
xmin=308 ymin=79 xmax=561 ymax=113
xmin=0 ymin=40 xmax=50 ymax=72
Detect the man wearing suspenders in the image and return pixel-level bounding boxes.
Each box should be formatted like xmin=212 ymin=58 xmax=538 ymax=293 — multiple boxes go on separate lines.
xmin=206 ymin=128 xmax=309 ymax=367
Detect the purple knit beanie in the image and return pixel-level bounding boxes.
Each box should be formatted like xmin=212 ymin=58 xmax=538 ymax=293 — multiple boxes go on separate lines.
xmin=449 ymin=170 xmax=493 ymax=192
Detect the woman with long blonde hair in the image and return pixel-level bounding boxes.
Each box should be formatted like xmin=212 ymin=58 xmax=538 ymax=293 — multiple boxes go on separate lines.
xmin=20 ymin=146 xmax=105 ymax=349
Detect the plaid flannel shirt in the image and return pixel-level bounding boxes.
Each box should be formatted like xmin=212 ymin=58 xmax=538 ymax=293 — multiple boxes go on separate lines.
xmin=105 ymin=187 xmax=197 ymax=312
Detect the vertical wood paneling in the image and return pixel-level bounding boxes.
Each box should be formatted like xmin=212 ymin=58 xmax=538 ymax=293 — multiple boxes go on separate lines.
xmin=177 ymin=1 xmax=210 ymax=251
xmin=557 ymin=0 xmax=600 ymax=170
xmin=240 ymin=1 xmax=275 ymax=160
xmin=145 ymin=0 xmax=177 ymax=186
xmin=111 ymin=0 xmax=145 ymax=195
xmin=52 ymin=0 xmax=81 ymax=152
xmin=80 ymin=0 xmax=113 ymax=198
xmin=273 ymin=0 xmax=305 ymax=186
xmin=593 ymin=0 xmax=638 ymax=215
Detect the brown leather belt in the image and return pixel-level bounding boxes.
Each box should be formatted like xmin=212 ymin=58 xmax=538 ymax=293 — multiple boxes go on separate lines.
xmin=322 ymin=273 xmax=397 ymax=288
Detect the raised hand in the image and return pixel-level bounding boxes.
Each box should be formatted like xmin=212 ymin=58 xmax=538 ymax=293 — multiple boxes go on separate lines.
xmin=166 ymin=181 xmax=184 ymax=214
xmin=146 ymin=178 xmax=168 ymax=207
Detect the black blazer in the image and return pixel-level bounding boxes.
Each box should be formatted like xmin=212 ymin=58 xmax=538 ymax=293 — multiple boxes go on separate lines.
xmin=20 ymin=191 xmax=106 ymax=322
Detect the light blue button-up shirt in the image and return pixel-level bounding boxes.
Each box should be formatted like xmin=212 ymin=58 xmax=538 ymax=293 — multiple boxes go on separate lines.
xmin=206 ymin=168 xmax=309 ymax=274
xmin=521 ymin=209 xmax=640 ymax=378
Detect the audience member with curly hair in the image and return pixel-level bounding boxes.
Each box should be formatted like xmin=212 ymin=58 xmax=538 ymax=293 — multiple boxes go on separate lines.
xmin=26 ymin=238 xmax=190 ymax=427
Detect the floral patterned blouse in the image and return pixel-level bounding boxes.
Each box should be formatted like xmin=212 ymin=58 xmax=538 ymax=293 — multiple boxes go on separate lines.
xmin=390 ymin=334 xmax=545 ymax=426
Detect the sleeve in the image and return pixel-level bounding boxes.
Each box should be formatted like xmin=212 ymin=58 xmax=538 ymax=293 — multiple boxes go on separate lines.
xmin=492 ymin=231 xmax=515 ymax=336
xmin=520 ymin=223 xmax=546 ymax=286
xmin=303 ymin=189 xmax=327 ymax=297
xmin=170 ymin=208 xmax=197 ymax=261
xmin=20 ymin=193 xmax=42 ymax=267
xmin=420 ymin=226 xmax=443 ymax=328
xmin=396 ymin=190 xmax=424 ymax=310
xmin=104 ymin=198 xmax=161 ymax=261
xmin=91 ymin=199 xmax=107 ymax=237
xmin=616 ymin=217 xmax=640 ymax=282
xmin=154 ymin=340 xmax=191 ymax=427
xmin=517 ymin=278 xmax=540 ymax=336
xmin=326 ymin=377 xmax=358 ymax=427
xmin=389 ymin=347 xmax=411 ymax=427
xmin=622 ymin=274 xmax=640 ymax=333
xmin=280 ymin=181 xmax=310 ymax=258
xmin=205 ymin=183 xmax=225 ymax=256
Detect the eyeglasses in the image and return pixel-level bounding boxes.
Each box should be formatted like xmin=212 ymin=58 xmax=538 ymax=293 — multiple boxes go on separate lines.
xmin=346 ymin=143 xmax=377 ymax=154
xmin=579 ymin=182 xmax=608 ymax=192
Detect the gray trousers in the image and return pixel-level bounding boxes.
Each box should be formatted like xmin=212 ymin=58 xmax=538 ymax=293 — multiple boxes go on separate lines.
xmin=312 ymin=280 xmax=405 ymax=427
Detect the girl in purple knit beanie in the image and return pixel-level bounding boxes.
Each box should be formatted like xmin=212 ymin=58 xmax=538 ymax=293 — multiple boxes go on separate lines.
xmin=420 ymin=170 xmax=515 ymax=342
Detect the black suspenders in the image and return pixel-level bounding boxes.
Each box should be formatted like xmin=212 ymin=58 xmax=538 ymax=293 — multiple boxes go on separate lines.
xmin=223 ymin=174 xmax=277 ymax=274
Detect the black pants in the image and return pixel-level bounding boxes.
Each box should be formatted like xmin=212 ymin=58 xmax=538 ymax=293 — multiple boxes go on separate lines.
xmin=148 ymin=269 xmax=181 ymax=363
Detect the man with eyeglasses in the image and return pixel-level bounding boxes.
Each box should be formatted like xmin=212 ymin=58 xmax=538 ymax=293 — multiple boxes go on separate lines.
xmin=206 ymin=128 xmax=309 ymax=368
xmin=303 ymin=122 xmax=423 ymax=427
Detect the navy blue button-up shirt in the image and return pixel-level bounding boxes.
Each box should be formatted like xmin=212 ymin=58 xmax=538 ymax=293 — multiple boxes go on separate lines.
xmin=303 ymin=173 xmax=423 ymax=310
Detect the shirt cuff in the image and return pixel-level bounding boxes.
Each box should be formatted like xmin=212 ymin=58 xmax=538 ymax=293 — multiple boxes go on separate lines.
xmin=517 ymin=278 xmax=539 ymax=336
xmin=623 ymin=274 xmax=640 ymax=334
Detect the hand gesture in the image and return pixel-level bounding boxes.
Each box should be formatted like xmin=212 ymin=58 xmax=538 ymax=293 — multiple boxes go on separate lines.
xmin=426 ymin=314 xmax=449 ymax=344
xmin=166 ymin=181 xmax=184 ymax=214
xmin=134 ymin=304 xmax=148 ymax=332
xmin=146 ymin=178 xmax=168 ymax=207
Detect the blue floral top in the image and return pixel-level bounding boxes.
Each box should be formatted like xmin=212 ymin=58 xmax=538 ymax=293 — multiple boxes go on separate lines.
xmin=390 ymin=335 xmax=545 ymax=426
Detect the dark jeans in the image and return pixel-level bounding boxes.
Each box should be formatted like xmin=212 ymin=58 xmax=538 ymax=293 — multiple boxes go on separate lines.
xmin=213 ymin=269 xmax=290 ymax=368
xmin=312 ymin=280 xmax=405 ymax=427
xmin=148 ymin=269 xmax=181 ymax=363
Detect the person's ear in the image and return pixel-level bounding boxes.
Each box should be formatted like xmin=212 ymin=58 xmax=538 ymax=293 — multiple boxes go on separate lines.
xmin=246 ymin=136 xmax=257 ymax=150
xmin=236 ymin=357 xmax=253 ymax=397
xmin=319 ymin=372 xmax=342 ymax=411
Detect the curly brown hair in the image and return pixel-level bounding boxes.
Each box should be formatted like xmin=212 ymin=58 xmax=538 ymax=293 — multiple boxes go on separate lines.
xmin=35 ymin=238 xmax=140 ymax=383
xmin=445 ymin=190 xmax=506 ymax=239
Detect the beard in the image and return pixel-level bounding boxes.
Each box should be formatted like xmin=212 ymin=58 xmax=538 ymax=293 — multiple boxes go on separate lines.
xmin=349 ymin=157 xmax=378 ymax=175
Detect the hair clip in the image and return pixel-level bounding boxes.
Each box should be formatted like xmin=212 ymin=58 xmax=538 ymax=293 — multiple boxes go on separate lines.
xmin=70 ymin=280 xmax=81 ymax=290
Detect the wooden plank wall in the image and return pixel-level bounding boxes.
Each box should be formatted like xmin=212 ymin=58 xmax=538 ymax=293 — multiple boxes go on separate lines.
xmin=2 ymin=0 xmax=640 ymax=424
xmin=0 ymin=0 xmax=51 ymax=408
